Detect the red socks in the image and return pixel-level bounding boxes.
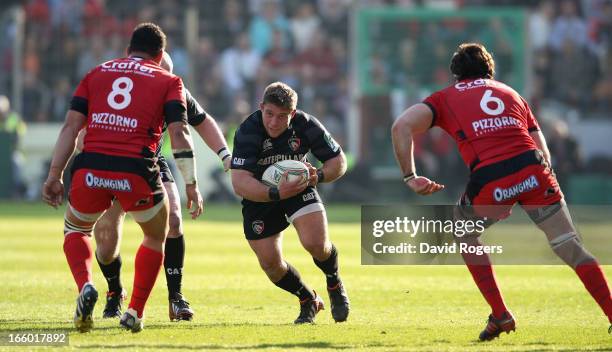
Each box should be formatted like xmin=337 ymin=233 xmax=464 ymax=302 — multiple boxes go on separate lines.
xmin=63 ymin=232 xmax=93 ymax=292
xmin=128 ymin=245 xmax=164 ymax=318
xmin=575 ymin=261 xmax=612 ymax=323
xmin=462 ymin=249 xmax=509 ymax=319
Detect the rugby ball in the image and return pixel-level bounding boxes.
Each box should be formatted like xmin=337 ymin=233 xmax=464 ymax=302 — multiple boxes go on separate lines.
xmin=261 ymin=160 xmax=309 ymax=187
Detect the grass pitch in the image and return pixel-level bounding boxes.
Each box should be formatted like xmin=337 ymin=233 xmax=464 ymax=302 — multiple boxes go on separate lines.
xmin=0 ymin=202 xmax=610 ymax=351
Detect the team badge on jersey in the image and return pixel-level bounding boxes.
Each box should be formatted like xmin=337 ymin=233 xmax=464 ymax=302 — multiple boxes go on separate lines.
xmin=252 ymin=220 xmax=265 ymax=235
xmin=262 ymin=139 xmax=273 ymax=152
xmin=288 ymin=136 xmax=301 ymax=152
xmin=324 ymin=133 xmax=340 ymax=152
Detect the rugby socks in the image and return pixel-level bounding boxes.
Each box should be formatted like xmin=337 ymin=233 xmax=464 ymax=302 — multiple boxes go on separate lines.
xmin=274 ymin=262 xmax=316 ymax=302
xmin=462 ymin=249 xmax=508 ymax=319
xmin=63 ymin=232 xmax=93 ymax=292
xmin=129 ymin=245 xmax=163 ymax=318
xmin=313 ymin=243 xmax=341 ymax=288
xmin=575 ymin=261 xmax=612 ymax=323
xmin=96 ymin=254 xmax=123 ymax=294
xmin=164 ymin=236 xmax=185 ymax=299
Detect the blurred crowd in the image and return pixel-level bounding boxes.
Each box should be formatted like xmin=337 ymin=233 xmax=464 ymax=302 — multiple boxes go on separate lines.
xmin=4 ymin=0 xmax=353 ymax=146
xmin=0 ymin=0 xmax=609 ymax=201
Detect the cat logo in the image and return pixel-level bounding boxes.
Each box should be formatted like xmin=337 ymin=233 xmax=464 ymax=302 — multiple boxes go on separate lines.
xmin=288 ymin=136 xmax=301 ymax=152
xmin=252 ymin=220 xmax=265 ymax=235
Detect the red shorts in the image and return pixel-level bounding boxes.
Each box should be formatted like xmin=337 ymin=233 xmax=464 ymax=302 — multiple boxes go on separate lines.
xmin=68 ymin=152 xmax=164 ymax=216
xmin=460 ymin=150 xmax=563 ymax=221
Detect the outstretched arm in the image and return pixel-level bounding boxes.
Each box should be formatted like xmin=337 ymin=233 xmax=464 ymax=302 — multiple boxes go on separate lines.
xmin=193 ymin=116 xmax=231 ymax=171
xmin=391 ymin=103 xmax=444 ymax=196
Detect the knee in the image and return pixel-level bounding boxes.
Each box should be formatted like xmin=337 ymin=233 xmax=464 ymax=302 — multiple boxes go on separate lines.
xmin=302 ymin=238 xmax=328 ymax=258
xmin=95 ymin=242 xmax=118 ymax=264
xmin=549 ymin=232 xmax=595 ymax=268
xmin=259 ymin=257 xmax=285 ymax=278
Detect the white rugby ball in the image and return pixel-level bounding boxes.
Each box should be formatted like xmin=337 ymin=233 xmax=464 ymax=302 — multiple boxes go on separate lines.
xmin=262 ymin=160 xmax=309 ymax=187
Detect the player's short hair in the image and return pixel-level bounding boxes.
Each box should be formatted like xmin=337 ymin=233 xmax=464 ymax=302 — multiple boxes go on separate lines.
xmin=450 ymin=43 xmax=495 ymax=81
xmin=262 ymin=82 xmax=298 ymax=111
xmin=128 ymin=23 xmax=166 ymax=58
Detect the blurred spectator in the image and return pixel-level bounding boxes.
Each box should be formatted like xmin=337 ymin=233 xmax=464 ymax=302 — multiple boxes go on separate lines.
xmin=549 ymin=38 xmax=599 ymax=109
xmin=548 ymin=0 xmax=590 ymax=51
xmin=0 ymin=95 xmax=28 ymax=198
xmin=529 ymin=0 xmax=555 ymax=50
xmin=292 ymin=29 xmax=338 ymax=85
xmin=213 ymin=0 xmax=248 ymax=50
xmin=48 ymin=77 xmax=71 ymax=122
xmin=220 ymin=33 xmax=261 ymax=97
xmin=544 ymin=119 xmax=583 ymax=192
xmin=318 ymin=0 xmax=349 ymax=40
xmin=77 ymin=35 xmax=110 ymax=78
xmin=21 ymin=72 xmax=49 ymax=122
xmin=290 ymin=2 xmax=320 ymax=53
xmin=248 ymin=0 xmax=290 ymax=55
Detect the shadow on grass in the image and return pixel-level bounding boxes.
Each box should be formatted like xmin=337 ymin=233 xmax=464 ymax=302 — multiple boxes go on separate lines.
xmin=76 ymin=342 xmax=387 ymax=350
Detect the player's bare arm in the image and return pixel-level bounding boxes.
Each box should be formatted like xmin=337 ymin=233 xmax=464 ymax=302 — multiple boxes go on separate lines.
xmin=42 ymin=110 xmax=86 ymax=208
xmin=193 ymin=117 xmax=231 ymax=171
xmin=305 ymin=151 xmax=347 ymax=187
xmin=167 ymin=121 xmax=203 ymax=219
xmin=391 ymin=103 xmax=444 ymax=196
xmin=231 ymin=169 xmax=307 ymax=202
xmin=529 ymin=130 xmax=553 ymax=167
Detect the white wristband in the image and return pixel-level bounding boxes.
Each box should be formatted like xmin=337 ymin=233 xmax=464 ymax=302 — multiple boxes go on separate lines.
xmin=173 ymin=149 xmax=197 ymax=185
xmin=217 ymin=147 xmax=231 ymax=162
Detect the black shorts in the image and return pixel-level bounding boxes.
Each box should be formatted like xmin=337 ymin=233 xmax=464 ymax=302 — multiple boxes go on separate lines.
xmin=158 ymin=155 xmax=175 ymax=183
xmin=242 ymin=186 xmax=324 ymax=240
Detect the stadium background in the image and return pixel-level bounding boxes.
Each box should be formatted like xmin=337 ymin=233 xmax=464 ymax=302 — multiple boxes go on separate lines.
xmin=0 ymin=0 xmax=611 ymax=204
xmin=1 ymin=1 xmax=612 ymax=351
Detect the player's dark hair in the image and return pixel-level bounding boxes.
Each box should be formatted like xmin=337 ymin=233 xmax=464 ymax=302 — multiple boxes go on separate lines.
xmin=450 ymin=43 xmax=495 ymax=81
xmin=262 ymin=82 xmax=298 ymax=110
xmin=127 ymin=23 xmax=166 ymax=58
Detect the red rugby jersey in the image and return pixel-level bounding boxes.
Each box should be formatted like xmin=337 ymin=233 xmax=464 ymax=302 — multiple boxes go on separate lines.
xmin=72 ymin=57 xmax=186 ymax=158
xmin=423 ymin=78 xmax=540 ymax=171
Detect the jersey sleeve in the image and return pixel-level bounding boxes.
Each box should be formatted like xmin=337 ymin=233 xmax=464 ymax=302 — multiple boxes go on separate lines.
xmin=422 ymin=91 xmax=443 ymax=129
xmin=230 ymin=122 xmax=261 ymax=173
xmin=185 ymin=88 xmax=208 ymax=126
xmin=521 ymin=97 xmax=540 ymax=132
xmin=164 ymin=76 xmax=187 ymax=125
xmin=305 ymin=115 xmax=342 ymax=162
xmin=70 ymin=71 xmax=91 ymax=116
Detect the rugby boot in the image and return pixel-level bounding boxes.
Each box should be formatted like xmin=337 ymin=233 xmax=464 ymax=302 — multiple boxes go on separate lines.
xmin=169 ymin=293 xmax=194 ymax=321
xmin=479 ymin=311 xmax=516 ymax=341
xmin=102 ymin=289 xmax=127 ymax=318
xmin=74 ymin=282 xmax=98 ymax=333
xmin=119 ymin=308 xmax=143 ymax=333
xmin=327 ymin=281 xmax=350 ymax=322
xmin=294 ymin=291 xmax=324 ymax=324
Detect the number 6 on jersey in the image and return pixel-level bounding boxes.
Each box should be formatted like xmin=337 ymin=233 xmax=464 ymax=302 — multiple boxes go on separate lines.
xmin=480 ymin=89 xmax=505 ymax=116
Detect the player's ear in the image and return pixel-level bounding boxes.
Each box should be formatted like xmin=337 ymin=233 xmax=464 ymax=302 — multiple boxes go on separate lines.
xmin=290 ymin=110 xmax=297 ymax=119
xmin=259 ymin=103 xmax=265 ymax=112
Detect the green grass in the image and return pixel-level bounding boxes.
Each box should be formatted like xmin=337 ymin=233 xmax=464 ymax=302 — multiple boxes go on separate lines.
xmin=0 ymin=202 xmax=610 ymax=351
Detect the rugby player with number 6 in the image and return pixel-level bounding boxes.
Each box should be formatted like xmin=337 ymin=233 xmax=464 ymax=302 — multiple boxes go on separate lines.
xmin=392 ymin=43 xmax=612 ymax=340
